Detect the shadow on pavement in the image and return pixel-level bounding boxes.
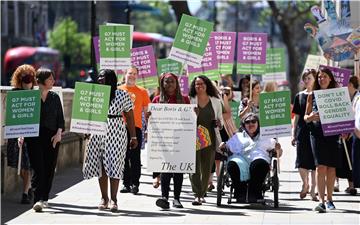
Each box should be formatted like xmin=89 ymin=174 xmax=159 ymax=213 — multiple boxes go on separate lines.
xmin=1 ymin=166 xmax=83 ymax=224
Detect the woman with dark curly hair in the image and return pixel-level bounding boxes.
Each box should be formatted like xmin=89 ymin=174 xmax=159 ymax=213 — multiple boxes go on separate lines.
xmin=7 ymin=64 xmax=37 ymax=204
xmin=188 ymin=75 xmax=223 ymax=205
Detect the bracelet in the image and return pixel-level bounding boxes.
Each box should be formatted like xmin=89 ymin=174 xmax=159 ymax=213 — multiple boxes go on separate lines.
xmin=131 ymin=137 xmax=137 ymax=140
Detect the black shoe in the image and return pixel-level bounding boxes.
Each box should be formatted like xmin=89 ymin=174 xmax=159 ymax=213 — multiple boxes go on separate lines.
xmin=156 ymin=198 xmax=170 ymax=209
xmin=20 ymin=193 xmax=30 ymax=204
xmin=131 ymin=186 xmax=139 ymax=195
xmin=28 ymin=188 xmax=34 ymax=200
xmin=120 ymin=186 xmax=131 ymax=193
xmin=173 ymin=199 xmax=183 ymax=208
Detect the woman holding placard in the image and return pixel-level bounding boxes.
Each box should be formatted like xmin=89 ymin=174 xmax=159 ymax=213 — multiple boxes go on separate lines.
xmin=304 ymin=68 xmax=341 ymax=212
xmin=292 ymin=69 xmax=318 ymax=201
xmin=189 ymin=75 xmax=223 ymax=205
xmin=26 ymin=68 xmax=65 ymax=212
xmin=238 ymin=79 xmax=261 ymax=119
xmin=7 ymin=64 xmax=37 ymax=204
xmin=149 ymin=72 xmax=190 ymax=209
xmin=83 ymin=69 xmax=137 ymax=212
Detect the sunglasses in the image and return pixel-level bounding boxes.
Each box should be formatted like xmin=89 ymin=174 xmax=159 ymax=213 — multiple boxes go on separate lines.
xmin=244 ymin=119 xmax=257 ymax=125
xmin=21 ymin=74 xmax=33 ymax=84
xmin=97 ymin=75 xmax=105 ymax=84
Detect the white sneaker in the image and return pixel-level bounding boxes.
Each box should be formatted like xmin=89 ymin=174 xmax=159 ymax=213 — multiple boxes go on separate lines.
xmin=33 ymin=201 xmax=43 ymax=212
xmin=42 ymin=201 xmax=49 ymax=208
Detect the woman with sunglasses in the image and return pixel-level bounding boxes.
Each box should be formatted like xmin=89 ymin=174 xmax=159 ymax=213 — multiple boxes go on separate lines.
xmin=188 ymin=75 xmax=223 ymax=205
xmin=7 ymin=64 xmax=37 ymax=204
xmin=83 ymin=69 xmax=137 ymax=212
xmin=304 ymin=68 xmax=342 ymax=212
xmin=149 ymin=72 xmax=190 ymax=209
xmin=220 ymin=113 xmax=282 ymax=202
xmin=292 ymin=69 xmax=318 ymax=201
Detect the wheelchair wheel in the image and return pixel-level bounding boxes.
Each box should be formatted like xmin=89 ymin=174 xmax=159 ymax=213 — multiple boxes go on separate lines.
xmin=216 ymin=161 xmax=225 ymax=206
xmin=272 ymin=160 xmax=279 ymax=208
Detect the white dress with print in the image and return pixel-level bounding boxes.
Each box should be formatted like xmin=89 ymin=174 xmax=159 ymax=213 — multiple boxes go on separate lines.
xmin=83 ymin=90 xmax=133 ymax=179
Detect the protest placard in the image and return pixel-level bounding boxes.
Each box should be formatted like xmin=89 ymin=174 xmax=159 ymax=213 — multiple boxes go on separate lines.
xmin=5 ymin=90 xmax=41 ymax=138
xmin=263 ymin=48 xmax=286 ymax=83
xmin=157 ymin=58 xmax=183 ymax=76
xmin=314 ymin=87 xmax=355 ymax=136
xmin=188 ymin=37 xmax=218 ymax=81
xmin=259 ymin=91 xmax=291 ymax=138
xmin=129 ymin=45 xmax=158 ymax=88
xmin=168 ymin=14 xmax=213 ymax=67
xmin=211 ymin=32 xmax=236 ymax=74
xmin=302 ymin=54 xmax=328 ymax=74
xmin=237 ymin=32 xmax=267 ymax=74
xmin=147 ymin=103 xmax=197 ymax=173
xmin=179 ymin=76 xmax=189 ymax=96
xmin=70 ymin=82 xmax=110 ymax=135
xmin=99 ymin=24 xmax=132 ymax=71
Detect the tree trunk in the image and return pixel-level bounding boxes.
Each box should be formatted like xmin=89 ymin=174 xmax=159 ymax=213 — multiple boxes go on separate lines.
xmin=268 ymin=1 xmax=300 ymax=101
xmin=169 ymin=1 xmax=191 ymax=23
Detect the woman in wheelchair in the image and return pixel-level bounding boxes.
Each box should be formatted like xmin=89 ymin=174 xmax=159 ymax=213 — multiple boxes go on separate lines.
xmin=219 ymin=113 xmax=282 ymax=203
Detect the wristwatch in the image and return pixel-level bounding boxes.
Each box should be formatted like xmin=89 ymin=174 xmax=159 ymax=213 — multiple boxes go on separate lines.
xmin=131 ymin=137 xmax=137 ymax=140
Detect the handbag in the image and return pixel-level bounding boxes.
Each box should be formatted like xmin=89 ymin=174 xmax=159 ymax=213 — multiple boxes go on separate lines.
xmin=196 ymin=125 xmax=212 ymax=151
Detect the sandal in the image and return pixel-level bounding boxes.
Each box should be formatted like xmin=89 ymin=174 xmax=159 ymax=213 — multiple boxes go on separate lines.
xmin=98 ymin=198 xmax=109 ymax=210
xmin=110 ymin=200 xmax=118 ymax=212
xmin=300 ymin=184 xmax=309 ymax=199
xmin=153 ymin=178 xmax=160 ymax=189
xmin=192 ymin=197 xmax=202 ymax=206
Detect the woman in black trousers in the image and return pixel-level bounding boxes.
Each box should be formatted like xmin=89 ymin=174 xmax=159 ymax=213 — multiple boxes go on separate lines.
xmin=148 ymin=72 xmax=190 ymax=209
xmin=27 ymin=68 xmax=64 ymax=212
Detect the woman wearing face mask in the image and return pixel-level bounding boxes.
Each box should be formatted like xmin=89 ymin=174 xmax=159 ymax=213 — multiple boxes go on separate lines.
xmin=83 ymin=69 xmax=137 ymax=212
xmin=292 ymin=69 xmax=318 ymax=201
xmin=7 ymin=64 xmax=37 ymax=204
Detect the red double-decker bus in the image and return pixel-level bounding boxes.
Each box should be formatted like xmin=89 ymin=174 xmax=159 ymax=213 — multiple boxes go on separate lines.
xmin=3 ymin=46 xmax=61 ymax=85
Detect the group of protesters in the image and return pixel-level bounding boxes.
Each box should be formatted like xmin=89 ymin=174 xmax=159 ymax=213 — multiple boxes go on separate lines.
xmin=6 ymin=64 xmax=359 ymax=214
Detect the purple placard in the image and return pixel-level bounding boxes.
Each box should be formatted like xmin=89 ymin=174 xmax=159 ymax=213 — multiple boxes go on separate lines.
xmin=179 ymin=76 xmax=189 ymax=96
xmin=187 ymin=37 xmax=217 ymax=73
xmin=93 ymin=36 xmax=100 ymax=64
xmin=322 ymin=120 xmax=355 ymax=136
xmin=211 ymin=32 xmax=236 ymax=64
xmin=237 ymin=33 xmax=267 ymax=64
xmin=130 ymin=45 xmax=157 ymax=78
xmin=319 ymin=65 xmax=352 ymax=87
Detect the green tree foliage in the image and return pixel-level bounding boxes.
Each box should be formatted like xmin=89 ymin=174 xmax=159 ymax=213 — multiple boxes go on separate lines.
xmin=48 ymin=17 xmax=90 ymax=66
xmin=131 ymin=1 xmax=178 ymax=37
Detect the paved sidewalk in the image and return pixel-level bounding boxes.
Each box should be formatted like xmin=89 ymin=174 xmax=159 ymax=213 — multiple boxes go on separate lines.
xmin=2 ymin=137 xmax=360 ymax=224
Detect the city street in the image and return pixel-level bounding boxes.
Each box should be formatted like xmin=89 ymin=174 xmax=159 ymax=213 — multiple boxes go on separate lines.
xmin=2 ymin=136 xmax=359 ymax=225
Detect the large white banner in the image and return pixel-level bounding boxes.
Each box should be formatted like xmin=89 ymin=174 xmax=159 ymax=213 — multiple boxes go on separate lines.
xmin=147 ymin=103 xmax=197 ymax=173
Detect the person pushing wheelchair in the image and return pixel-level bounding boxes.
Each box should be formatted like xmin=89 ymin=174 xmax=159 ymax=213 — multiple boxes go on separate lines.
xmin=219 ymin=113 xmax=282 ymax=203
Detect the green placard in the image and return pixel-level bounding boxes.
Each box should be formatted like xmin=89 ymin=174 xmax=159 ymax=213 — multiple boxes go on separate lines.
xmin=259 ymin=91 xmax=291 ymax=127
xmin=71 ymin=82 xmax=111 ymax=122
xmin=266 ymin=48 xmax=285 ymax=74
xmin=6 ymin=90 xmax=41 ymax=126
xmin=173 ymin=15 xmax=214 ymax=56
xmin=157 ymin=59 xmax=183 ymax=76
xmin=230 ymin=101 xmax=241 ymax=128
xmin=5 ymin=90 xmax=41 ymax=138
xmin=99 ymin=25 xmax=132 ymax=71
